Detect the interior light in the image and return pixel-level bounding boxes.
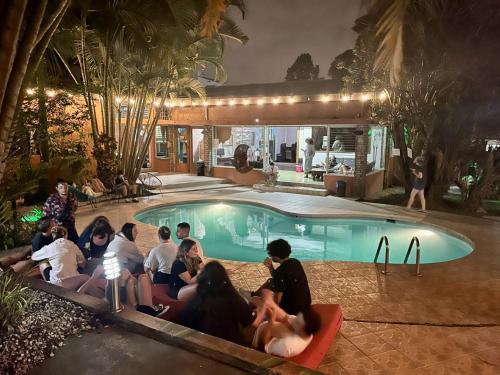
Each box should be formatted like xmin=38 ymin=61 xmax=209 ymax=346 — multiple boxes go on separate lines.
xmin=129 ymin=98 xmax=135 ymax=104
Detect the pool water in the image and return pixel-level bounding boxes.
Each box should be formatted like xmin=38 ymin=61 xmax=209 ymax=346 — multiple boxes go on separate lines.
xmin=135 ymin=202 xmax=473 ymax=264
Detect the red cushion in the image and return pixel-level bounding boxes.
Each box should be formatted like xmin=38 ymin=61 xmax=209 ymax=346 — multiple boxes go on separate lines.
xmin=288 ymin=304 xmax=343 ymax=369
xmin=151 ymin=284 xmax=188 ymax=323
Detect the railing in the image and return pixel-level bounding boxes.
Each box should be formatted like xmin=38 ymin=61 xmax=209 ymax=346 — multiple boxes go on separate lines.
xmin=373 ymin=236 xmax=390 ymax=275
xmin=404 ymin=236 xmax=422 ymax=277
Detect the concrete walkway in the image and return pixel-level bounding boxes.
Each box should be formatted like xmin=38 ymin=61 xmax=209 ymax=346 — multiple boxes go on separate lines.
xmin=29 ymin=327 xmax=246 ymax=375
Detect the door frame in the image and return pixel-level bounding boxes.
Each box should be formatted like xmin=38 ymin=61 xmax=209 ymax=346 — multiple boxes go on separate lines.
xmin=174 ymin=126 xmax=190 ymax=173
xmin=189 ymin=127 xmax=206 ymax=174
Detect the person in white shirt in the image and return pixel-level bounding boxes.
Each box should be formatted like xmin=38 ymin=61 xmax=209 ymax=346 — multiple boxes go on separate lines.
xmin=105 ymin=223 xmax=144 ymax=273
xmin=252 ymin=290 xmax=321 ymax=358
xmin=144 ymin=226 xmax=178 ymax=284
xmin=263 ymin=161 xmax=279 ymax=186
xmin=31 ymin=226 xmax=103 ymax=297
xmin=176 ymin=222 xmax=204 ymax=260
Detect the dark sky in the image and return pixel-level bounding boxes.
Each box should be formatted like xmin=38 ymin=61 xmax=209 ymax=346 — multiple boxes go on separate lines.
xmin=223 ymin=0 xmax=362 ymax=85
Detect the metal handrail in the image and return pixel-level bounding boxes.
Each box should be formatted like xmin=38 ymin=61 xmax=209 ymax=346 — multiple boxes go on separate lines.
xmin=404 ymin=236 xmax=422 ymax=276
xmin=373 ymin=236 xmax=390 ymax=275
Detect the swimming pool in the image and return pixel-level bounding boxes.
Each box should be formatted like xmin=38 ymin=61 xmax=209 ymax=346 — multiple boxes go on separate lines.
xmin=135 ymin=201 xmax=473 ymax=264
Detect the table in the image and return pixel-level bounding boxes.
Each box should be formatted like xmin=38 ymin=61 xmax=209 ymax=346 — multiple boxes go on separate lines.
xmin=310 ymin=168 xmax=326 ymax=181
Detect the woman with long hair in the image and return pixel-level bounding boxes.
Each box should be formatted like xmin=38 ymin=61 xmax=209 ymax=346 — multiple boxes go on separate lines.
xmin=179 ymin=261 xmax=266 ymax=346
xmin=77 ymin=216 xmax=114 ymax=250
xmin=168 ymin=239 xmax=203 ymax=300
xmin=105 ymin=222 xmax=144 ymax=273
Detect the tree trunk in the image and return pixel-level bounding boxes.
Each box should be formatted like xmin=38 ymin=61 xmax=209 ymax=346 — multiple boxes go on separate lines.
xmin=392 ymin=122 xmax=412 ymax=194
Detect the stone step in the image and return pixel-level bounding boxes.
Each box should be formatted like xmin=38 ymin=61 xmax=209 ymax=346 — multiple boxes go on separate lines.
xmin=253 ymin=184 xmax=329 ymax=196
xmin=276 ymin=180 xmax=325 ymax=189
xmin=146 ymin=183 xmax=241 ymax=194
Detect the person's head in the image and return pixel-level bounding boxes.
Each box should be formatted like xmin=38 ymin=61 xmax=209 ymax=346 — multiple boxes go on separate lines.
xmin=269 ymin=161 xmax=275 ymax=166
xmin=266 ymin=239 xmax=291 ymax=262
xmin=197 ymin=261 xmax=236 ymax=297
xmin=121 ymin=222 xmax=138 ymax=242
xmin=91 ymin=225 xmax=110 ymax=246
xmin=305 ymin=138 xmax=313 ymax=145
xmin=82 ymin=216 xmax=113 ymax=236
xmin=176 ymin=222 xmax=190 ymax=239
xmin=294 ymin=308 xmax=322 ymax=336
xmin=414 ymin=156 xmax=425 ymax=167
xmin=176 ymin=238 xmax=200 ymax=273
xmin=56 ymin=179 xmax=68 ymax=197
xmin=51 ymin=226 xmax=68 ymax=240
xmin=158 ymin=226 xmax=171 ymax=241
xmin=37 ymin=217 xmax=54 ymax=234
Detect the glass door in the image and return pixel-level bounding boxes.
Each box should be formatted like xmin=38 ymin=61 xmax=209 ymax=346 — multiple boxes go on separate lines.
xmin=175 ymin=127 xmax=189 ymax=173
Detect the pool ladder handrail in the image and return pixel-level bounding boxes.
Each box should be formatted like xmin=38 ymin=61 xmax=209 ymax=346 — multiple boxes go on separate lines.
xmin=373 ymin=235 xmax=390 ymax=275
xmin=404 ymin=236 xmax=422 ymax=277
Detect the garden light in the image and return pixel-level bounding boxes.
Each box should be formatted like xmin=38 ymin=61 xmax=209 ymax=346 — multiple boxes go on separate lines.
xmin=103 ymin=252 xmax=122 ymax=313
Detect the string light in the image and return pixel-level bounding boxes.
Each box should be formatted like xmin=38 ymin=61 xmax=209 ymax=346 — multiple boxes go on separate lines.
xmin=203 ymin=101 xmax=209 ymax=106
xmin=361 ymin=94 xmax=370 ymax=102
xmin=288 ymin=97 xmax=296 ymax=104
xmin=257 ymin=98 xmax=264 ymax=105
xmin=341 ymin=95 xmax=350 ymax=102
xmin=216 ymin=100 xmax=223 ymax=106
xmin=321 ymin=95 xmax=330 ymax=103
xmin=229 ymin=99 xmax=236 ymax=106
xmin=272 ymin=97 xmax=280 ymax=105
xmin=243 ymin=99 xmax=250 ymax=105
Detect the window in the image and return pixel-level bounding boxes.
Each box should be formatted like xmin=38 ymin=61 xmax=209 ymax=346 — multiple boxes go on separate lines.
xmin=214 ymin=127 xmax=264 ymax=168
xmin=329 ymin=127 xmax=356 ymax=152
xmin=155 ymin=126 xmax=171 ymax=158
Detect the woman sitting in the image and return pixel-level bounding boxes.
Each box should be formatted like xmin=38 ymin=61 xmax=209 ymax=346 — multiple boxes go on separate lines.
xmin=31 ymin=226 xmax=103 ymax=297
xmin=168 ymin=239 xmax=203 ymax=300
xmin=179 ymin=261 xmax=267 ymax=346
xmin=78 ymin=216 xmax=115 ymax=259
xmin=105 ymin=223 xmax=144 ymax=273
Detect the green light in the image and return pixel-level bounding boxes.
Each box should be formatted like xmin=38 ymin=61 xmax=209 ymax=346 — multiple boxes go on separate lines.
xmin=21 ymin=207 xmax=44 ymax=223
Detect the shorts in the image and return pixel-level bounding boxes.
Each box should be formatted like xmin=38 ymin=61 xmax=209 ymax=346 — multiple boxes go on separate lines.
xmin=153 ymin=272 xmax=170 ymax=284
xmin=413 ymin=180 xmax=426 ymax=191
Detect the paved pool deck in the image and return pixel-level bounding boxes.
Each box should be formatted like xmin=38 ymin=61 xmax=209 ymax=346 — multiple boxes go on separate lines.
xmin=76 ymin=186 xmax=500 ymax=374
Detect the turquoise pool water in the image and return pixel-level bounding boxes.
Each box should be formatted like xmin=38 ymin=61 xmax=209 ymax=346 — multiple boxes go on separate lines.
xmin=135 ymin=202 xmax=473 ymax=264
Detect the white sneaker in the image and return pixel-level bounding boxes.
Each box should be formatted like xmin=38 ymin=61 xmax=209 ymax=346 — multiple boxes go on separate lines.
xmin=125 ymin=198 xmax=132 ymax=203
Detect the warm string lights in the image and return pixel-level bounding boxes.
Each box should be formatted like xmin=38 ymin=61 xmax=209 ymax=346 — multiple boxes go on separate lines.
xmin=25 ymin=88 xmax=386 ymax=106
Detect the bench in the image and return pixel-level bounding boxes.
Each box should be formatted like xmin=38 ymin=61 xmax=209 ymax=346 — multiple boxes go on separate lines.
xmin=151 ymin=284 xmax=188 ymax=323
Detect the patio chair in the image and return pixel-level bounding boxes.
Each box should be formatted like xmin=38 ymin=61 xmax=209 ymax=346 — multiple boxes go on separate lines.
xmin=138 ymin=172 xmax=164 ymax=195
xmin=68 ymin=185 xmax=98 ymax=208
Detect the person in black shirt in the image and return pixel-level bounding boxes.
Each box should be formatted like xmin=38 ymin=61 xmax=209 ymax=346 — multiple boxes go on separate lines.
xmin=179 ymin=261 xmax=266 ymax=346
xmin=32 ymin=217 xmax=55 ymax=253
xmin=262 ymin=239 xmax=312 ymax=315
xmin=406 ymin=156 xmax=427 ymax=212
xmin=168 ymin=239 xmax=203 ymax=300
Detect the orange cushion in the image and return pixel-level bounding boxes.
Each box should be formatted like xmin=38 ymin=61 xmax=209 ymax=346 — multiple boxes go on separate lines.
xmin=151 ymin=284 xmax=188 ymax=323
xmin=288 ymin=304 xmax=343 ymax=369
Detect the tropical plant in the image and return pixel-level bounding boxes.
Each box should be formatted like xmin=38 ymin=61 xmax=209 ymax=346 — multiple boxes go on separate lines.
xmin=55 ymin=0 xmax=248 ymax=182
xmin=0 ymin=270 xmax=32 ymax=333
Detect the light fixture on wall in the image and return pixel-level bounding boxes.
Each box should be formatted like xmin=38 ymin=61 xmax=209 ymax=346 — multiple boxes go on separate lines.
xmin=321 ymin=95 xmax=330 ymax=102
xmin=229 ymin=99 xmax=236 ymax=106
xmin=255 ymin=118 xmax=260 ymax=123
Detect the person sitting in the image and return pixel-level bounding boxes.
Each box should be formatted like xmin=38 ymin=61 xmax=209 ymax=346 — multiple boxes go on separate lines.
xmin=105 ymin=223 xmax=144 ymax=273
xmin=176 ymin=222 xmax=204 ymax=260
xmin=144 ymin=226 xmax=178 ymax=284
xmin=31 ymin=226 xmax=103 ymax=297
xmin=115 ymin=171 xmax=139 ymax=203
xmin=81 ymin=178 xmax=103 ymax=198
xmin=43 ymin=179 xmax=79 ymax=242
xmin=32 ymin=217 xmax=55 ymax=253
xmin=179 ymin=261 xmax=267 ymax=346
xmin=322 ymin=156 xmax=337 ymax=172
xmin=168 ymin=239 xmax=204 ymax=300
xmin=91 ymin=176 xmax=111 ymax=194
xmin=263 ymin=162 xmax=279 ymax=186
xmin=259 ymin=239 xmax=312 ymax=315
xmin=77 ymin=216 xmax=115 ymax=257
xmin=332 ymin=136 xmax=343 ymax=152
xmin=252 ymin=290 xmax=321 ymax=358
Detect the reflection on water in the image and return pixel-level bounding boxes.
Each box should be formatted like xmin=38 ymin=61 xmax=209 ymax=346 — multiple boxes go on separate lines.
xmin=135 ymin=202 xmax=473 ymax=264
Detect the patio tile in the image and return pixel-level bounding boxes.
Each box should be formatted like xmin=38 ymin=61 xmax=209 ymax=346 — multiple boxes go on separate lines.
xmin=422 ymin=353 xmax=499 ymax=375
xmin=369 ymin=349 xmax=421 ymax=373
xmin=349 ymin=333 xmax=395 ymax=356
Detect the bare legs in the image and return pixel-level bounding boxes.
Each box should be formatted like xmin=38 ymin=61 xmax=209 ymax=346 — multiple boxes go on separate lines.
xmin=177 ymin=284 xmax=198 ymax=301
xmin=407 ymin=188 xmax=426 ymax=211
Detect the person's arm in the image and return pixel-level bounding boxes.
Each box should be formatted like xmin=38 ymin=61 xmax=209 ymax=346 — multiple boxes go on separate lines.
xmin=178 ymin=270 xmax=199 ymax=284
xmin=144 ymin=250 xmax=158 ymax=274
xmin=74 ymin=245 xmax=87 ymax=268
xmin=263 ymin=257 xmax=275 ymax=276
xmin=31 ymin=246 xmax=49 ymax=261
xmin=274 ymin=292 xmax=283 ymax=305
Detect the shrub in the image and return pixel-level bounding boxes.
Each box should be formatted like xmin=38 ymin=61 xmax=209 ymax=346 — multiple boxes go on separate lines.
xmin=0 ymin=270 xmax=32 ymax=333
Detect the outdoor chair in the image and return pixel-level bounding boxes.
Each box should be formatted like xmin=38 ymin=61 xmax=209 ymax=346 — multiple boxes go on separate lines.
xmin=138 ymin=172 xmax=164 ymax=195
xmin=68 ymin=185 xmax=99 ymax=208
xmin=150 ymin=284 xmax=188 ymax=322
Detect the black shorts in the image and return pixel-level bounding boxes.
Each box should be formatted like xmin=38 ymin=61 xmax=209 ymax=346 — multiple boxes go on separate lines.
xmin=153 ymin=272 xmax=170 ymax=284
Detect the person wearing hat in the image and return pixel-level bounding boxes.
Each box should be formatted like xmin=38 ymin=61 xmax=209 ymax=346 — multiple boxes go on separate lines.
xmin=407 ymin=156 xmax=426 ymax=212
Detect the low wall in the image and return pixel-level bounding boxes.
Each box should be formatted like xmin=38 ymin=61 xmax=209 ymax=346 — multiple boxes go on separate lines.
xmin=212 ymin=167 xmax=265 ymax=186
xmin=324 ymin=174 xmax=354 ymax=196
xmin=365 ymin=169 xmax=385 ymax=198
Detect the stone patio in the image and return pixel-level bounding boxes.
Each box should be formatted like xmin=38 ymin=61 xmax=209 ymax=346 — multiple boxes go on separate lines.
xmin=76 ymin=186 xmax=500 ymax=374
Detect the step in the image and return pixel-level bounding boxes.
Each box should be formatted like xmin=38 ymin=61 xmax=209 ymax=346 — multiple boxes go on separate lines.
xmin=141 ymin=174 xmax=231 ymax=189
xmin=146 ymin=183 xmax=241 ymax=194
xmin=253 ymin=184 xmax=329 ymax=196
xmin=277 ymin=180 xmax=325 ymax=189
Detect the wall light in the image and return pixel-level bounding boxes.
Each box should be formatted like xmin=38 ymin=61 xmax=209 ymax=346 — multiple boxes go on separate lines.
xmin=272 ymin=97 xmax=280 ymax=105
xmin=179 ymin=101 xmax=185 ymax=107
xmin=203 ymin=101 xmax=209 ymax=106
xmin=361 ymin=94 xmax=370 ymax=102
xmin=229 ymin=99 xmax=236 ymax=106
xmin=216 ymin=100 xmax=223 ymax=106
xmin=255 ymin=118 xmax=260 ymax=123
xmin=321 ymin=95 xmax=330 ymax=103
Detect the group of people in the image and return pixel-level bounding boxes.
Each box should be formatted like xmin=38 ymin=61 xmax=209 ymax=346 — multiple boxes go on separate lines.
xmin=31 ymin=205 xmax=320 ymax=358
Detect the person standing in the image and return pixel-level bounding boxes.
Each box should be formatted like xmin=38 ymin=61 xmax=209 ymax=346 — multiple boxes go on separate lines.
xmin=43 ymin=180 xmax=79 ymax=242
xmin=406 ymin=156 xmax=427 ymax=212
xmin=301 ymin=138 xmax=315 ymax=178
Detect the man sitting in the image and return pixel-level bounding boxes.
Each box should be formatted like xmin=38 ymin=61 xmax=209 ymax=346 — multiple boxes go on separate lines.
xmin=115 ymin=171 xmax=139 ymax=203
xmin=32 ymin=217 xmax=55 ymax=253
xmin=176 ymin=222 xmax=204 ymax=260
xmin=144 ymin=226 xmax=178 ymax=284
xmin=260 ymin=239 xmax=312 ymax=315
xmin=263 ymin=162 xmax=279 ymax=186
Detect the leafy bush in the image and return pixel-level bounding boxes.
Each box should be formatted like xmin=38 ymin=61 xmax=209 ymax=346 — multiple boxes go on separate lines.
xmin=93 ymin=135 xmax=119 ymax=187
xmin=0 ymin=270 xmax=32 ymax=333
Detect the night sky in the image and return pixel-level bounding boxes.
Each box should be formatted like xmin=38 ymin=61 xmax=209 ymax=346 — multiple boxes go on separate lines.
xmin=224 ymin=0 xmax=362 ymax=85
